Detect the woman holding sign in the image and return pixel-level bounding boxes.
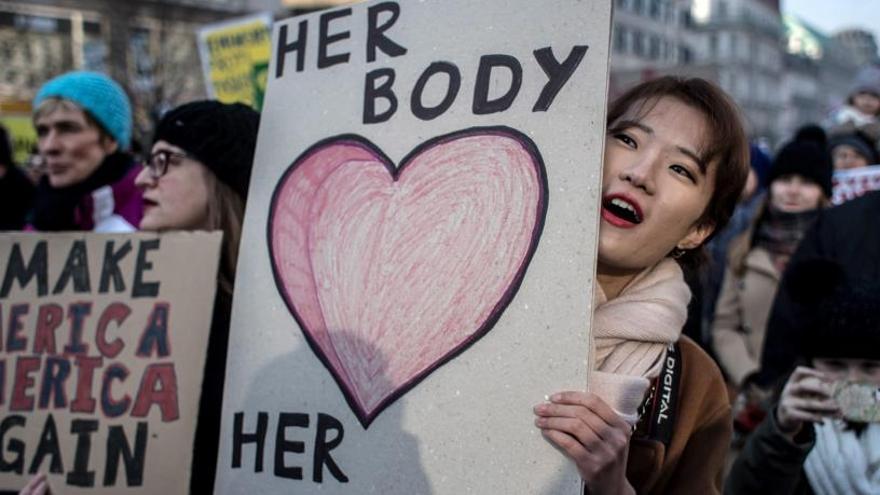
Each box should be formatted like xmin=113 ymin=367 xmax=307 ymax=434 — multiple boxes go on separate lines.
xmin=533 ymin=77 xmax=749 ymax=494
xmin=136 ymin=100 xmax=259 ymax=494
xmin=18 ymin=100 xmax=259 ymax=495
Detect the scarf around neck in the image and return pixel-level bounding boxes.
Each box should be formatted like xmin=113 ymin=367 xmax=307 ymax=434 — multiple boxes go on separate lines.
xmin=31 ymin=152 xmax=134 ymax=231
xmin=589 ymin=258 xmax=691 ymax=424
xmin=805 ymin=420 xmax=880 ymax=495
xmin=753 ymin=205 xmax=819 ymax=259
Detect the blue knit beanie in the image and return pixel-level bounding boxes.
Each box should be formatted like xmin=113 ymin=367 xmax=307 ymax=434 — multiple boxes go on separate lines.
xmin=34 ymin=71 xmax=132 ymax=150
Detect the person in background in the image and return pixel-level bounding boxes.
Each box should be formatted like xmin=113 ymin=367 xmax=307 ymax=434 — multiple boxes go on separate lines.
xmin=828 ymin=130 xmax=879 ymax=170
xmin=825 ymin=66 xmax=880 ymax=131
xmin=533 ymin=76 xmax=748 ymax=494
xmin=712 ymin=134 xmax=832 ymax=438
xmin=757 ymin=189 xmax=880 ymax=388
xmin=700 ymin=143 xmax=771 ymax=343
xmin=18 ymin=100 xmax=260 ymax=495
xmin=0 ymin=124 xmax=35 ymax=230
xmin=726 ymin=260 xmax=880 ymax=495
xmin=713 ymin=134 xmax=832 ymax=387
xmin=29 ymin=71 xmax=141 ymax=232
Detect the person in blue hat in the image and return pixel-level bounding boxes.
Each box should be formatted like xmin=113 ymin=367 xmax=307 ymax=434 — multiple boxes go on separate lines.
xmin=29 ymin=71 xmax=142 ymax=232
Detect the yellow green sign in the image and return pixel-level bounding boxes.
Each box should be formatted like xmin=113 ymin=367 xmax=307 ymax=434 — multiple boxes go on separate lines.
xmin=198 ymin=14 xmax=273 ymax=110
xmin=0 ymin=111 xmax=37 ymax=166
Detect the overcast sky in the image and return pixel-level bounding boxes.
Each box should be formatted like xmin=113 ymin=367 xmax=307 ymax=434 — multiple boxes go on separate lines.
xmin=782 ymin=0 xmax=880 ymax=41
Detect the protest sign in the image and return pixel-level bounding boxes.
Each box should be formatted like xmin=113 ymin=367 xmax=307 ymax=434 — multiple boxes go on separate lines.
xmin=832 ymin=164 xmax=880 ymax=205
xmin=0 ymin=232 xmax=221 ymax=494
xmin=217 ymin=0 xmax=611 ymax=492
xmin=197 ymin=13 xmax=273 ymax=110
xmin=0 ymin=100 xmax=37 ymax=165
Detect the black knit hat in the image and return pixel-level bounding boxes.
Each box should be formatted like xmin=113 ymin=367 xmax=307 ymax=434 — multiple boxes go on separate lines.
xmin=794 ymin=124 xmax=828 ymax=150
xmin=153 ymin=100 xmax=260 ymax=199
xmin=788 ymin=259 xmax=880 ymax=361
xmin=767 ymin=137 xmax=833 ymax=198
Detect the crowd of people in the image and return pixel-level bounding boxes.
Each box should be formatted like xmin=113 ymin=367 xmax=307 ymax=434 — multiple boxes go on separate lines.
xmin=1 ymin=63 xmax=879 ymax=494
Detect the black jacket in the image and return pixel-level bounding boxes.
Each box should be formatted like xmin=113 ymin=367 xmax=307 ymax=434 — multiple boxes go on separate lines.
xmin=758 ymin=192 xmax=880 ymax=386
xmin=725 ymin=407 xmax=815 ymax=495
xmin=190 ymin=289 xmax=232 ymax=494
xmin=0 ymin=164 xmax=35 ymax=230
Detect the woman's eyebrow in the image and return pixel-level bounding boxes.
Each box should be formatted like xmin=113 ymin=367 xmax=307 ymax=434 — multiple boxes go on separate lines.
xmin=677 ymin=146 xmax=707 ymax=174
xmin=612 ymin=120 xmax=653 ymax=134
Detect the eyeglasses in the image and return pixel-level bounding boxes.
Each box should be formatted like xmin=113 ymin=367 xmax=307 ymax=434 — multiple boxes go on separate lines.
xmin=145 ymin=150 xmax=189 ymax=179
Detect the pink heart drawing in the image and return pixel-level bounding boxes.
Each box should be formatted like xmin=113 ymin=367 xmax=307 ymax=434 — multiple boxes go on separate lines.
xmin=268 ymin=127 xmax=547 ymax=427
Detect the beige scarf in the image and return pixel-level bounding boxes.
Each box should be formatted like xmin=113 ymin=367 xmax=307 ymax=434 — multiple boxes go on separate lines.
xmin=588 ymin=258 xmax=691 ymax=424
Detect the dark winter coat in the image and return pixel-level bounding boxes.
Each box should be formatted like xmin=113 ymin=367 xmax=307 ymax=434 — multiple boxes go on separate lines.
xmin=0 ymin=164 xmax=35 ymax=230
xmin=190 ymin=289 xmax=232 ymax=495
xmin=725 ymin=406 xmax=816 ymax=495
xmin=627 ymin=337 xmax=733 ymax=494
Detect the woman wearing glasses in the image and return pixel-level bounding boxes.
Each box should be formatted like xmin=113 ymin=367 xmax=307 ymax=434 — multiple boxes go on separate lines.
xmin=137 ymin=99 xmax=259 ymax=494
xmin=137 ymin=100 xmax=258 ymax=296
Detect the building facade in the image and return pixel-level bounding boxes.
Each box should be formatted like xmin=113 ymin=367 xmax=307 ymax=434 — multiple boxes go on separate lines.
xmin=609 ymin=0 xmax=697 ymax=96
xmin=834 ymin=28 xmax=880 ymax=67
xmin=688 ymin=0 xmax=785 ymax=144
xmin=0 ymin=0 xmax=278 ymax=146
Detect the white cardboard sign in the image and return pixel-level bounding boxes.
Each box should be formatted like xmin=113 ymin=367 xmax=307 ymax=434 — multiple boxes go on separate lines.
xmin=217 ymin=0 xmax=611 ymax=492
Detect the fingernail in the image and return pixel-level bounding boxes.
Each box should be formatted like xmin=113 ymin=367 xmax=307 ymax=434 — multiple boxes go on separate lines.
xmin=535 ymin=417 xmax=546 ymax=427
xmin=550 ymin=393 xmax=561 ymax=402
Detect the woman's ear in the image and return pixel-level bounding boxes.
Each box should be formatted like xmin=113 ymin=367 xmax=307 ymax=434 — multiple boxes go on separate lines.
xmin=677 ymin=221 xmax=715 ymax=251
xmin=100 ymin=135 xmax=119 ymax=155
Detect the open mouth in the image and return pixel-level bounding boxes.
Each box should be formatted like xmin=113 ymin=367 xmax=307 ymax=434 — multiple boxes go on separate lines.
xmin=143 ymin=198 xmax=158 ymax=209
xmin=602 ymin=195 xmax=643 ymax=225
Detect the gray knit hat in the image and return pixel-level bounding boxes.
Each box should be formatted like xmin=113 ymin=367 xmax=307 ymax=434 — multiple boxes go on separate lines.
xmin=851 ymin=65 xmax=880 ymax=98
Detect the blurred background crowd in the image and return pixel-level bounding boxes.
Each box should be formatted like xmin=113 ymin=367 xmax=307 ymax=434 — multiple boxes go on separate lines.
xmin=2 ymin=0 xmax=880 ymax=493
xmin=0 ymin=0 xmax=878 ymax=155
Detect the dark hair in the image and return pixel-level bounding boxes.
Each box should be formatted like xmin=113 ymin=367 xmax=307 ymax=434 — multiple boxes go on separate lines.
xmin=606 ymin=76 xmax=750 ymax=268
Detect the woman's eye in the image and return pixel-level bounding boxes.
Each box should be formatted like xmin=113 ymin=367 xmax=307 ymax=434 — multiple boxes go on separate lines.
xmin=670 ymin=164 xmax=696 ymax=183
xmin=614 ymin=133 xmax=636 ymax=148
